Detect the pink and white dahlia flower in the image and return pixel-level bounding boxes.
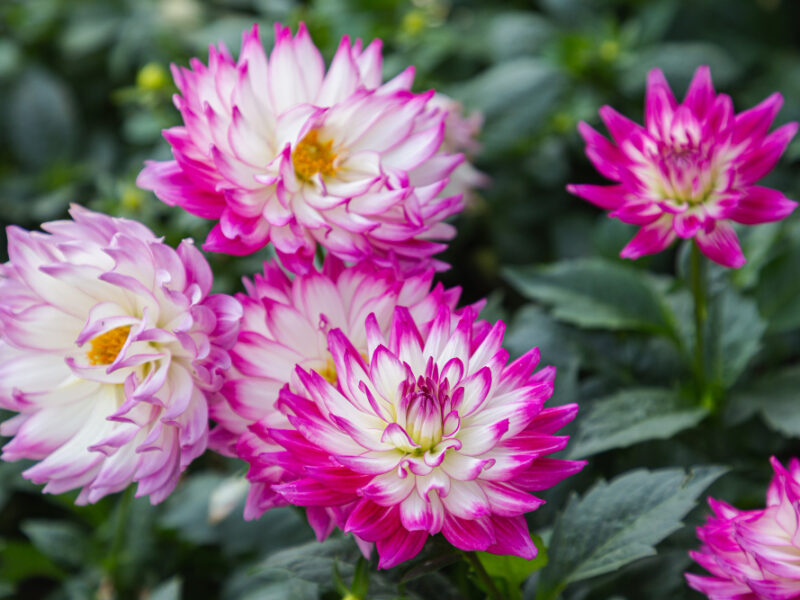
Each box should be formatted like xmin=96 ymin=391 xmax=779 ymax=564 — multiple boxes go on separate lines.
xmin=208 ymin=256 xmax=467 ymax=521
xmin=0 ymin=205 xmax=241 ymax=504
xmin=244 ymin=304 xmax=584 ymax=568
xmin=568 ymin=65 xmax=798 ymax=267
xmin=687 ymin=457 xmax=800 ymax=599
xmin=137 ymin=23 xmax=465 ymax=274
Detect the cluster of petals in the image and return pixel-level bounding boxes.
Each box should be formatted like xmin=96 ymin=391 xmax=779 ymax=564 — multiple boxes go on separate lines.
xmin=137 ymin=22 xmax=466 ymax=274
xmin=0 ymin=205 xmax=241 ymax=504
xmin=568 ymin=65 xmax=798 ymax=267
xmin=209 ymin=255 xmax=467 ymax=524
xmin=687 ymin=457 xmax=800 ymax=599
xmin=242 ymin=303 xmax=585 ymax=568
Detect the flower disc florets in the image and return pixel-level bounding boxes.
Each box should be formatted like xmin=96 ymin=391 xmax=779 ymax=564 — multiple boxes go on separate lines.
xmin=0 ymin=205 xmax=241 ymax=504
xmin=245 ymin=304 xmax=584 ymax=568
xmin=137 ymin=22 xmax=466 ymax=274
xmin=687 ymin=457 xmax=800 ymax=599
xmin=568 ymin=65 xmax=798 ymax=267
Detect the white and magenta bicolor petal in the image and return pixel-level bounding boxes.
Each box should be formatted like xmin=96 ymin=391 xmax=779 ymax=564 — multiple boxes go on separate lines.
xmin=568 ymin=65 xmax=798 ymax=268
xmin=208 ymin=255 xmax=470 ymax=528
xmin=137 ymin=22 xmax=468 ymax=274
xmin=687 ymin=457 xmax=800 ymax=599
xmin=0 ymin=205 xmax=242 ymax=505
xmin=242 ymin=302 xmax=584 ymax=568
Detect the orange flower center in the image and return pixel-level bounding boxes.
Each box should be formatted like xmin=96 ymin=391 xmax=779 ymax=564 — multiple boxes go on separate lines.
xmin=292 ymin=130 xmax=338 ymax=181
xmin=87 ymin=326 xmax=131 ymax=366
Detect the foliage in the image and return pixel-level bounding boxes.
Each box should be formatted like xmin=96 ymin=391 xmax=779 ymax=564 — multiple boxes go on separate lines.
xmin=2 ymin=0 xmax=800 ymax=598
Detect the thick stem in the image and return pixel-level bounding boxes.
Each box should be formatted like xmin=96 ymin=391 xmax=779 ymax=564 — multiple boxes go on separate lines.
xmin=690 ymin=242 xmax=710 ymax=408
xmin=462 ymin=550 xmax=504 ymax=600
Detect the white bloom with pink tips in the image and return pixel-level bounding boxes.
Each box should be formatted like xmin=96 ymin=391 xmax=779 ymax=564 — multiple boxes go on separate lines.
xmin=138 ymin=23 xmax=465 ymax=274
xmin=244 ymin=303 xmax=584 ymax=568
xmin=0 ymin=205 xmax=241 ymax=504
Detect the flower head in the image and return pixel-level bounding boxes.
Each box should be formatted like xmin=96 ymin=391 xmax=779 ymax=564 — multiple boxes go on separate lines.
xmin=687 ymin=457 xmax=800 ymax=598
xmin=0 ymin=205 xmax=241 ymax=504
xmin=209 ymin=256 xmax=468 ymax=523
xmin=243 ymin=304 xmax=584 ymax=568
xmin=137 ymin=23 xmax=465 ymax=274
xmin=568 ymin=66 xmax=798 ymax=267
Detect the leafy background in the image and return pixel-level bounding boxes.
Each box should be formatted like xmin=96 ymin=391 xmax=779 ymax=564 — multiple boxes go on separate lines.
xmin=2 ymin=0 xmax=800 ymax=598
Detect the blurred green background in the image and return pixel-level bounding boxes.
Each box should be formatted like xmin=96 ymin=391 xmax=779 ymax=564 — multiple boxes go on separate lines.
xmin=2 ymin=0 xmax=800 ymax=598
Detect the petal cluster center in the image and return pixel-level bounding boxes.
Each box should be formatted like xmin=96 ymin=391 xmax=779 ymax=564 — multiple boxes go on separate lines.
xmin=86 ymin=325 xmax=131 ymax=366
xmin=292 ymin=129 xmax=338 ymax=181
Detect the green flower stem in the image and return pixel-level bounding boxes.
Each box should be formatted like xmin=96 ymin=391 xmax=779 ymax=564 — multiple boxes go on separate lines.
xmin=462 ymin=550 xmax=504 ymax=600
xmin=689 ymin=242 xmax=711 ymax=409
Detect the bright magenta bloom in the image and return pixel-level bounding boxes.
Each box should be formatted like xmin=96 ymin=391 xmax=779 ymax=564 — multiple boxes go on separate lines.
xmin=687 ymin=457 xmax=800 ymax=598
xmin=0 ymin=206 xmax=241 ymax=504
xmin=243 ymin=304 xmax=584 ymax=568
xmin=568 ymin=66 xmax=797 ymax=267
xmin=137 ymin=23 xmax=464 ymax=274
xmin=209 ymin=256 xmax=466 ymax=524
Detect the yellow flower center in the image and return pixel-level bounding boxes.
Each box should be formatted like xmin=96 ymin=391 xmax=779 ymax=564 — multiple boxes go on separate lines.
xmin=292 ymin=130 xmax=338 ymax=181
xmin=317 ymin=356 xmax=338 ymax=386
xmin=87 ymin=326 xmax=131 ymax=366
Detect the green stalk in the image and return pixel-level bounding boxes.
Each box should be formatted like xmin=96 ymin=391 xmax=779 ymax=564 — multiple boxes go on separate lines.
xmin=462 ymin=550 xmax=504 ymax=600
xmin=689 ymin=242 xmax=712 ymax=409
xmin=106 ymin=486 xmax=135 ymax=592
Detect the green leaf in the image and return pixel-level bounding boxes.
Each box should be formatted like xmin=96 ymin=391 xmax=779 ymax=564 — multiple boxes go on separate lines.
xmin=504 ymin=259 xmax=676 ymax=335
xmin=567 ymin=388 xmax=707 ymax=459
xmin=150 ymin=577 xmax=182 ymax=600
xmin=536 ymin=466 xmax=726 ymax=600
xmin=477 ymin=536 xmax=548 ymax=600
xmin=727 ymin=366 xmax=800 ymax=437
xmin=20 ymin=520 xmax=88 ymax=569
xmin=7 ymin=69 xmax=78 ymax=169
xmin=754 ymin=239 xmax=800 ymax=333
xmin=710 ymin=289 xmax=766 ymax=388
xmin=0 ymin=539 xmax=66 ymax=583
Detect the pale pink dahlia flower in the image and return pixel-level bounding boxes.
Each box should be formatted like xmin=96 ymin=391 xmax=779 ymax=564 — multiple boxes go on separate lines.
xmin=137 ymin=23 xmax=464 ymax=274
xmin=0 ymin=205 xmax=241 ymax=504
xmin=208 ymin=256 xmax=467 ymax=522
xmin=687 ymin=457 xmax=800 ymax=599
xmin=243 ymin=304 xmax=584 ymax=568
xmin=568 ymin=65 xmax=798 ymax=267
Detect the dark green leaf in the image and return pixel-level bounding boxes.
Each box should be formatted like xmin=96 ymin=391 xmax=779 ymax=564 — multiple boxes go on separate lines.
xmin=504 ymin=259 xmax=676 ymax=335
xmin=20 ymin=520 xmax=88 ymax=569
xmin=536 ymin=466 xmax=726 ymax=600
xmin=567 ymin=388 xmax=707 ymax=459
xmin=727 ymin=366 xmax=800 ymax=436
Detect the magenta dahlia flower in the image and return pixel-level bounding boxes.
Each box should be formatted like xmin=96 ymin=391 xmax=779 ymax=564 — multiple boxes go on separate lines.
xmin=0 ymin=205 xmax=241 ymax=504
xmin=687 ymin=457 xmax=800 ymax=598
xmin=243 ymin=304 xmax=584 ymax=568
xmin=208 ymin=256 xmax=467 ymax=521
xmin=568 ymin=65 xmax=798 ymax=267
xmin=137 ymin=23 xmax=464 ymax=274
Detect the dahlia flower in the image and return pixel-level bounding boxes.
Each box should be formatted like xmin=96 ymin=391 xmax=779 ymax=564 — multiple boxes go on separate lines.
xmin=568 ymin=65 xmax=798 ymax=267
xmin=0 ymin=205 xmax=241 ymax=504
xmin=687 ymin=457 xmax=800 ymax=598
xmin=244 ymin=304 xmax=584 ymax=568
xmin=137 ymin=22 xmax=465 ymax=274
xmin=208 ymin=256 xmax=467 ymax=523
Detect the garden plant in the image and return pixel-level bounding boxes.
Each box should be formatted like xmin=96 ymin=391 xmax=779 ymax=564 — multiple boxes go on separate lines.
xmin=2 ymin=1 xmax=800 ymax=599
